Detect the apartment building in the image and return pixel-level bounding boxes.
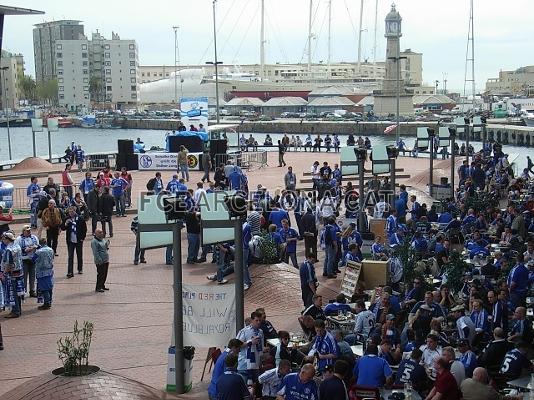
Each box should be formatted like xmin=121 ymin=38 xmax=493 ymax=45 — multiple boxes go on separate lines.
xmin=55 ymin=39 xmax=91 ymax=110
xmin=33 ymin=20 xmax=85 ymax=83
xmin=486 ymin=66 xmax=534 ymax=96
xmin=0 ymin=51 xmax=25 ymax=109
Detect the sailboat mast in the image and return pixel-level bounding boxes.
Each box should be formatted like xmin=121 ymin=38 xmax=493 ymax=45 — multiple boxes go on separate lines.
xmin=327 ymin=0 xmax=332 ymax=77
xmin=260 ymin=0 xmax=265 ymax=80
xmin=470 ymin=0 xmax=475 ymax=110
xmin=373 ymin=0 xmax=378 ymax=78
xmin=357 ymin=0 xmax=364 ymax=73
xmin=308 ymin=0 xmax=313 ymax=75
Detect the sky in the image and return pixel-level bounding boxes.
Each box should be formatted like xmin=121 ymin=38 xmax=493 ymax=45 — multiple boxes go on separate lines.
xmin=4 ymin=0 xmax=534 ymax=93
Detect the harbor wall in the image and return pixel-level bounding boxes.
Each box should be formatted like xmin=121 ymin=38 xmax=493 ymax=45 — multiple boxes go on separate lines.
xmin=119 ymin=118 xmax=534 ymax=146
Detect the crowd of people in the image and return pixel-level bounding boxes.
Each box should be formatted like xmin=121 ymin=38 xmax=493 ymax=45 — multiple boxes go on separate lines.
xmin=207 ymin=141 xmax=534 ymax=399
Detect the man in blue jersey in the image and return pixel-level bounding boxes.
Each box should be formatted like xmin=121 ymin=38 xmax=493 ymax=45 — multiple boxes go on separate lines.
xmin=308 ymin=319 xmax=338 ymax=373
xmin=237 ymin=311 xmax=264 ymax=384
xmin=110 ymin=171 xmax=129 ymax=217
xmin=258 ymin=359 xmax=291 ymax=400
xmin=457 ymin=339 xmax=477 ymax=378
xmin=353 ymin=343 xmax=393 ymax=387
xmin=216 ymin=353 xmax=251 ymax=400
xmin=395 ymin=348 xmax=427 ymax=392
xmin=277 ymin=363 xmax=318 ymax=400
xmin=507 ymin=253 xmax=529 ymax=307
xmin=499 ymin=342 xmax=533 ymax=379
xmin=324 ymin=293 xmax=352 ymax=316
xmin=279 ymin=219 xmax=299 ymax=268
xmin=27 ymin=176 xmax=41 ymax=229
xmin=269 ymin=203 xmax=290 ymax=230
xmin=208 ymin=339 xmax=243 ymax=400
xmin=322 ymin=216 xmax=338 ymax=278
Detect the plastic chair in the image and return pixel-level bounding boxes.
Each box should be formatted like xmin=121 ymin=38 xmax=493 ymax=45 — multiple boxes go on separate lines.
xmin=200 ymin=347 xmax=221 ymax=381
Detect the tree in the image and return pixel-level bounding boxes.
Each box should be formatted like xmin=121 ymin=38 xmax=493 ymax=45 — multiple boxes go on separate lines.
xmin=17 ymin=75 xmax=36 ymax=102
xmin=89 ymin=76 xmax=102 ymax=103
xmin=36 ymin=79 xmax=58 ymax=105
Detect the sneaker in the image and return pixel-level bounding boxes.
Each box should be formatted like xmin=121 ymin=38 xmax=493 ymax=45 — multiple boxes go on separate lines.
xmin=29 ymin=291 xmax=37 ymax=298
xmin=134 ymin=261 xmax=139 ymax=265
xmin=38 ymin=304 xmax=51 ymax=310
xmin=96 ymin=288 xmax=105 ymax=293
xmin=66 ymin=274 xmax=74 ymax=278
xmin=206 ymin=274 xmax=216 ymax=281
xmin=244 ymin=284 xmax=250 ymax=291
xmin=4 ymin=313 xmax=19 ymax=319
xmin=197 ymin=257 xmax=207 ymax=263
xmin=140 ymin=260 xmax=147 ymax=264
xmin=218 ymin=279 xmax=228 ymax=285
xmin=78 ymin=270 xmax=83 ymax=275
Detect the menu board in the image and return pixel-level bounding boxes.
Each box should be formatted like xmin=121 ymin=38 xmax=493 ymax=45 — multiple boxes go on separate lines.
xmin=340 ymin=260 xmax=362 ymax=298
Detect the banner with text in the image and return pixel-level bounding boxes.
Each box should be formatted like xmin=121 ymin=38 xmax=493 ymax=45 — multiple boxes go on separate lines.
xmin=138 ymin=152 xmax=201 ymax=170
xmin=181 ymin=283 xmax=236 ymax=347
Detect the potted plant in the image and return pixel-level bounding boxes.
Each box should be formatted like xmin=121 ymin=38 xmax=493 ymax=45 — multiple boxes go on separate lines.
xmin=54 ymin=320 xmax=99 ymax=376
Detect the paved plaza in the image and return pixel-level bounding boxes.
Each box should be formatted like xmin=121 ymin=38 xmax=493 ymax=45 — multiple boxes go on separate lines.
xmin=0 ymin=152 xmax=455 ymax=396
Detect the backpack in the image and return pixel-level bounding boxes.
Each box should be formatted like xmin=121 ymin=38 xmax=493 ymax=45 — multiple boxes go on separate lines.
xmin=146 ymin=178 xmax=156 ymax=191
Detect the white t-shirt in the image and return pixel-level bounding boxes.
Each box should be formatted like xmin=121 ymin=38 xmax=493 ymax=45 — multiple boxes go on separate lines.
xmin=354 ymin=310 xmax=375 ymax=337
xmin=374 ymin=201 xmax=388 ymax=218
xmin=237 ymin=325 xmax=264 ymax=371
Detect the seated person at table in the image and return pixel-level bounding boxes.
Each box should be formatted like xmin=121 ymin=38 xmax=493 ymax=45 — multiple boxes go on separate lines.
xmin=382 ymin=286 xmax=401 ymax=314
xmin=477 ymin=328 xmax=513 ymax=375
xmin=403 ymin=278 xmax=424 ymax=310
xmin=333 ymin=330 xmax=354 ymax=360
xmin=256 ymin=308 xmax=278 ymax=340
xmin=508 ymin=306 xmax=533 ymax=343
xmin=465 ymin=231 xmax=489 ymax=249
xmin=258 ymin=359 xmax=291 ymax=399
xmin=438 ymin=209 xmax=453 ymax=224
xmin=353 ymin=344 xmax=393 ymax=388
xmin=451 ymin=305 xmax=476 ymax=345
xmin=324 ymin=293 xmax=352 ymax=316
xmin=270 ymin=330 xmax=306 ymax=367
xmin=277 ymin=363 xmax=318 ymax=400
xmin=426 ymin=357 xmax=462 ymax=400
xmin=308 ymin=319 xmax=338 ymax=373
xmin=319 ymin=360 xmax=351 ymax=400
xmin=395 ymin=349 xmax=427 ymax=392
xmin=345 ymin=301 xmax=375 ymax=344
xmin=381 ymin=314 xmax=400 ymax=347
xmin=442 ymin=346 xmax=465 ymax=386
xmin=499 ymin=342 xmax=533 ymax=380
xmin=460 ymin=367 xmax=523 ymax=400
xmin=403 ymin=329 xmax=418 ymax=352
xmin=499 ymin=226 xmax=513 ymax=246
xmin=342 ymin=243 xmax=362 ymax=266
xmin=371 ymin=236 xmax=388 ymax=260
xmin=470 ymin=299 xmax=491 ymax=337
xmin=468 ymin=239 xmax=490 ymax=259
xmin=299 ymin=315 xmax=317 ymax=342
xmin=378 ymin=339 xmax=401 ymax=366
xmin=301 ymin=294 xmax=326 ymax=321
xmin=429 ymin=319 xmax=450 ymax=347
xmin=457 ymin=339 xmax=477 ymax=379
xmin=208 ymin=338 xmax=243 ymax=400
xmin=419 ymin=334 xmax=442 ymax=380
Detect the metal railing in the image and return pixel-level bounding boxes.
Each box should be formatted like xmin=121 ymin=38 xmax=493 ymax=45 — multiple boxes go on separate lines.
xmin=213 ymin=150 xmax=267 ymax=170
xmin=10 ymin=183 xmax=82 ymax=211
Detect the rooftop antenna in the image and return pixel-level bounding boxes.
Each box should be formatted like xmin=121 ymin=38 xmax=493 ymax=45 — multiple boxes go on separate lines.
xmin=357 ymin=0 xmax=364 ymax=73
xmin=463 ymin=0 xmax=476 ymax=112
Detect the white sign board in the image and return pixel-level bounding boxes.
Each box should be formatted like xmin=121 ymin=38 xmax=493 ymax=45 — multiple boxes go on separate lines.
xmin=138 ymin=152 xmax=201 ymax=171
xmin=182 ymin=283 xmax=236 ymax=347
xmin=138 ymin=194 xmax=173 ymax=249
xmin=200 ymin=191 xmax=236 ymax=245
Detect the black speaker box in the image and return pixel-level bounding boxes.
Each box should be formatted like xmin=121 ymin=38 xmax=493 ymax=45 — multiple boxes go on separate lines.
xmin=167 ymin=135 xmax=203 ymax=153
xmin=118 ymin=139 xmax=134 ymax=155
xmin=116 ymin=153 xmax=138 ymax=171
xmin=210 ymin=139 xmax=228 ymax=156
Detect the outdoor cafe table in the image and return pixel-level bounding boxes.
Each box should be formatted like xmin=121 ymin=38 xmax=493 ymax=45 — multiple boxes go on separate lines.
xmin=381 ymin=388 xmax=422 ymax=400
xmin=266 ymin=337 xmax=309 ymax=348
xmin=506 ymin=375 xmax=532 ymax=390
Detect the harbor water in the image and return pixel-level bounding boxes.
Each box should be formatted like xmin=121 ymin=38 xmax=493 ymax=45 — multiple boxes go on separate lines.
xmin=0 ymin=126 xmax=530 ymax=171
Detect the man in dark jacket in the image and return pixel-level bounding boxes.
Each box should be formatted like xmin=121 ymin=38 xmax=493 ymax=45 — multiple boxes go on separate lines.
xmin=98 ymin=186 xmax=115 ymax=237
xmin=86 ymin=185 xmax=100 ymax=235
xmin=62 ymin=206 xmax=87 ymax=278
xmin=301 ymin=208 xmax=318 ymax=261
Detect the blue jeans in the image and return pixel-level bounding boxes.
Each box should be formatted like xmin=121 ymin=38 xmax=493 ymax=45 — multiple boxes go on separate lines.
xmin=42 ymin=288 xmax=53 ymax=305
xmin=243 ymin=246 xmax=251 ymax=286
xmin=30 ymin=202 xmax=38 ymax=227
xmin=166 ymin=245 xmax=173 ymax=265
xmin=187 ymin=233 xmax=200 ymax=263
xmin=114 ymin=194 xmax=125 ymax=216
xmin=323 ymin=245 xmax=336 ymax=275
xmin=179 ymin=164 xmax=189 ymax=181
xmin=216 ymin=252 xmax=234 ymax=282
xmin=285 ymin=251 xmax=298 ymax=269
xmin=10 ymin=278 xmax=21 ymax=315
xmin=134 ymin=241 xmax=145 ymax=263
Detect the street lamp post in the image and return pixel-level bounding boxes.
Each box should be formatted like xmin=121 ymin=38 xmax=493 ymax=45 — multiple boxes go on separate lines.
xmin=449 ymin=127 xmax=456 ymax=199
xmin=173 ymin=26 xmax=179 ymax=104
xmin=427 ymin=128 xmax=435 ymax=198
xmin=0 ymin=66 xmax=12 ymax=160
xmin=387 ymin=55 xmax=407 ymax=144
xmin=210 ymin=0 xmax=221 ymax=124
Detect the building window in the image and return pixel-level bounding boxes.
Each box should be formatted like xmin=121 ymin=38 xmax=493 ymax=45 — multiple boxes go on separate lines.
xmin=106 ymin=78 xmax=112 ymax=83
xmin=82 ymin=61 xmax=88 ymax=66
xmin=83 ymin=69 xmax=88 ymax=75
xmin=141 ymin=72 xmax=145 ymax=77
xmin=83 ymin=77 xmax=89 ymax=83
xmin=106 ymin=86 xmax=112 ymax=91
xmin=129 ymin=44 xmax=135 ymax=50
xmin=58 ymin=78 xmax=64 ymax=83
xmin=58 ymin=69 xmax=63 ymax=75
xmin=104 ymin=52 xmax=110 ymax=58
xmin=56 ymin=44 xmax=63 ymax=50
xmin=82 ymin=44 xmax=87 ymax=50
xmin=105 ymin=61 xmax=111 ymax=66
xmin=131 ymin=93 xmax=137 ymax=99
xmin=158 ymin=73 xmax=162 ymax=77
xmin=56 ymin=52 xmax=63 ymax=58
xmin=130 ymin=69 xmax=136 ymax=74
xmin=84 ymin=94 xmax=89 ymax=99
xmin=129 ymin=52 xmax=135 ymax=58
xmin=131 ymin=85 xmax=137 ymax=91
xmin=130 ymin=77 xmax=136 ymax=83
xmin=59 ymin=94 xmax=64 ymax=99
xmin=146 ymin=72 xmax=150 ymax=77
xmin=57 ymin=61 xmax=63 ymax=67
xmin=59 ymin=86 xmax=64 ymax=91
xmin=104 ymin=44 xmax=110 ymax=50
xmin=130 ymin=61 xmax=136 ymax=67
xmin=106 ymin=69 xmax=111 ymax=75
xmin=82 ymin=52 xmax=88 ymax=58
xmin=83 ymin=86 xmax=89 ymax=91
xmin=166 ymin=73 xmax=169 ymax=77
